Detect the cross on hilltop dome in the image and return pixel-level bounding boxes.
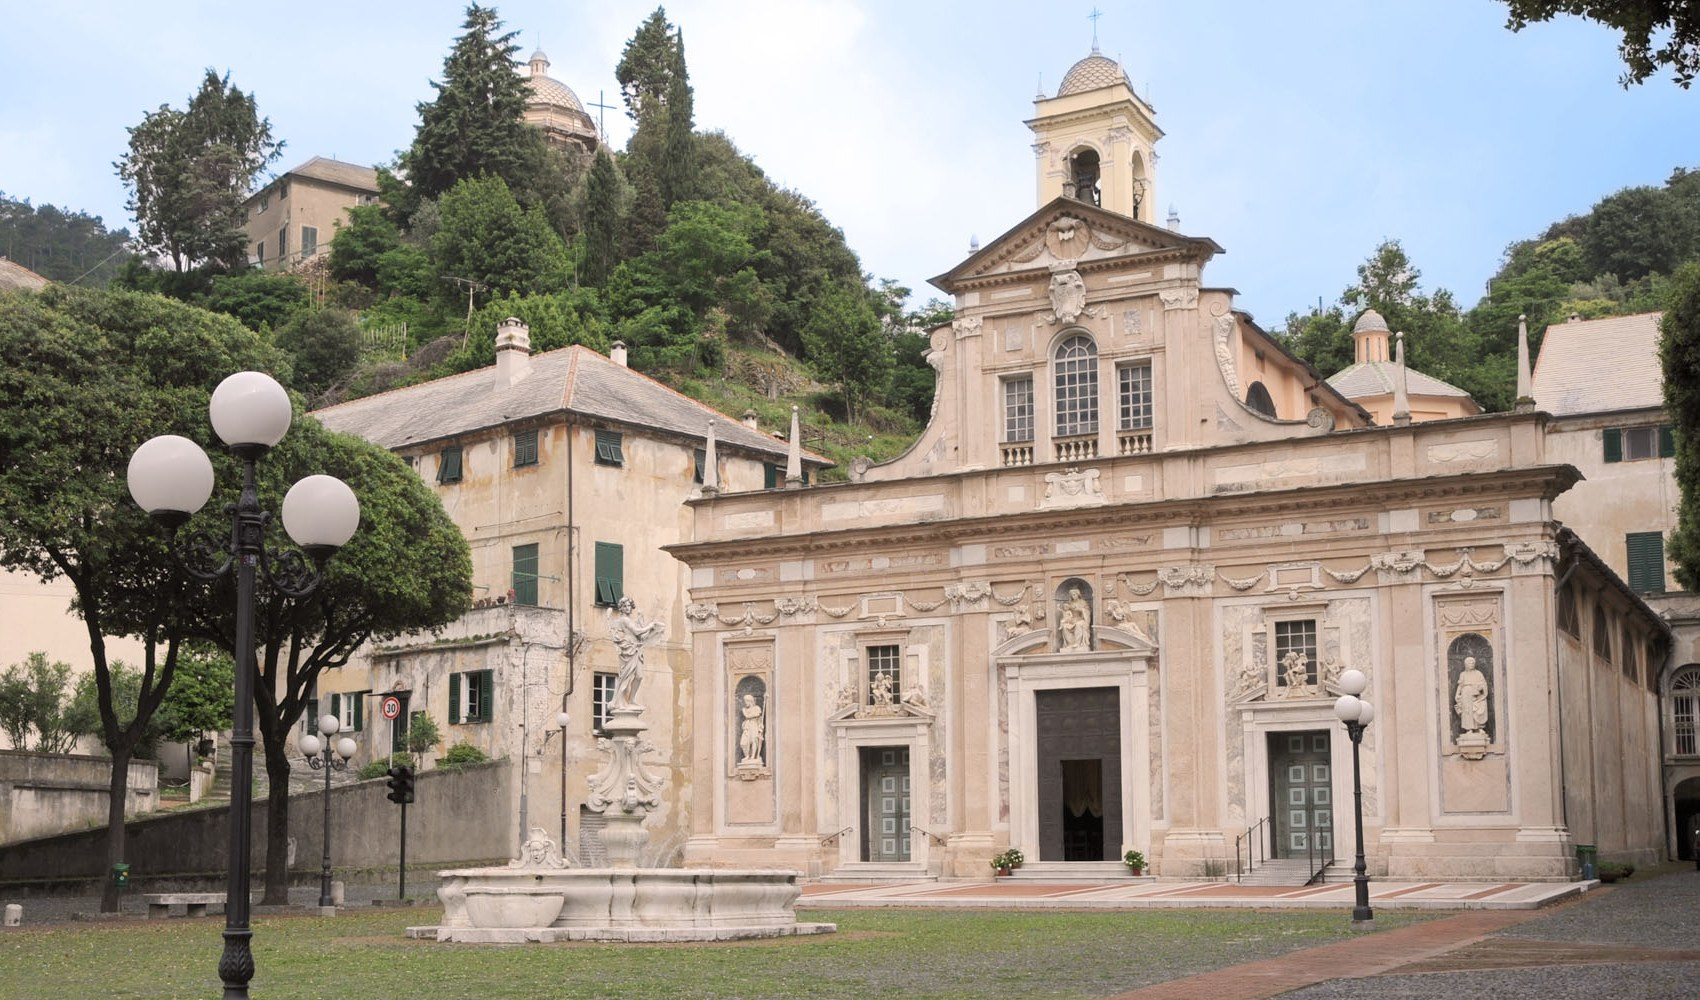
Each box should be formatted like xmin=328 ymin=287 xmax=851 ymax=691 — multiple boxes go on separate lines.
xmin=524 ymin=49 xmax=599 ymax=154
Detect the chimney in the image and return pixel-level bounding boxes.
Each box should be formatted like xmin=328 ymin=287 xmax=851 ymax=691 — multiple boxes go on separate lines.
xmin=742 ymin=408 xmax=759 ymax=431
xmin=1568 ymin=313 xmax=1581 ymax=323
xmin=610 ymin=340 xmax=628 ymax=367
xmin=494 ymin=316 xmax=532 ymax=388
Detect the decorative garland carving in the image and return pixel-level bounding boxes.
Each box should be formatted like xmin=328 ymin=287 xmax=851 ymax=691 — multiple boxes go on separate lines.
xmin=1220 ymin=570 xmax=1266 ymax=592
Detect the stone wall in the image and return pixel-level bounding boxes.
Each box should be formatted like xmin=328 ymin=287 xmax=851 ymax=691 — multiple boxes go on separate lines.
xmin=0 ymin=759 xmax=513 ymax=888
xmin=0 ymin=750 xmax=157 ymax=844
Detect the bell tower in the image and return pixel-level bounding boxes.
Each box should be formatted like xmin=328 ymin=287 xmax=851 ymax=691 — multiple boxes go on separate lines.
xmin=1026 ymin=45 xmax=1162 ymax=223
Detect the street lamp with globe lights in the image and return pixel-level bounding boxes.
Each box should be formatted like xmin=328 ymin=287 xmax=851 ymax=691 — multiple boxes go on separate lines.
xmin=542 ymin=711 xmax=571 ymax=850
xmin=1332 ymin=668 xmax=1375 ymax=926
xmin=127 ymin=371 xmax=358 ymax=999
xmin=299 ymin=714 xmax=357 ymax=910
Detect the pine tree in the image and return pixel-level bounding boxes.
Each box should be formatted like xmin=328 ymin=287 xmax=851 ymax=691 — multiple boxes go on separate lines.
xmin=658 ymin=30 xmax=697 ymax=209
xmin=582 ymin=149 xmax=622 ymax=287
xmin=615 ymin=7 xmax=677 ymax=126
xmin=404 ymin=3 xmax=536 ymax=203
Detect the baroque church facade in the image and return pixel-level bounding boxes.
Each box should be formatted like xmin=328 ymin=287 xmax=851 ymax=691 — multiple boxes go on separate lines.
xmin=668 ymin=47 xmax=1667 ymax=881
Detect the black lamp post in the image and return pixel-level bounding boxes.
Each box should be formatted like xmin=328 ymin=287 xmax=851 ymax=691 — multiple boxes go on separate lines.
xmin=299 ymin=713 xmax=356 ymax=909
xmin=540 ymin=710 xmax=571 ymax=850
xmin=127 ymin=372 xmax=359 ymax=999
xmin=1332 ymin=668 xmax=1375 ymax=926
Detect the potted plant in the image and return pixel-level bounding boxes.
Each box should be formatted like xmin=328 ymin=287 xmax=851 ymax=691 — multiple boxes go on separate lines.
xmin=1123 ymin=849 xmax=1147 ymax=876
xmin=990 ymin=848 xmax=1025 ymax=875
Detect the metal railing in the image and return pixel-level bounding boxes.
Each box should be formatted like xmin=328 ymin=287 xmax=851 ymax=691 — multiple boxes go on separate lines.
xmin=820 ymin=825 xmax=854 ymax=846
xmin=1236 ymin=816 xmax=1269 ymax=882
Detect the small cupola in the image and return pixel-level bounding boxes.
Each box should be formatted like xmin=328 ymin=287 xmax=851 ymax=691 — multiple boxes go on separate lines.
xmin=1352 ymin=309 xmax=1392 ymax=364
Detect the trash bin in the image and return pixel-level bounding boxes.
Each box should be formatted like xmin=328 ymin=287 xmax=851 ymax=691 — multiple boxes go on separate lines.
xmin=1575 ymin=844 xmax=1597 ymax=880
xmin=112 ymin=863 xmax=130 ymax=890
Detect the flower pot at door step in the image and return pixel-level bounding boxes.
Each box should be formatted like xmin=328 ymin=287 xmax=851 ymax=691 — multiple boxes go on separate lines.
xmin=996 ymin=868 xmax=1011 ymax=876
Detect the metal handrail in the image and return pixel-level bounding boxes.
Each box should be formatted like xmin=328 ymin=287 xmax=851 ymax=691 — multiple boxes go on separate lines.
xmin=911 ymin=825 xmax=948 ymax=846
xmin=1304 ymin=803 xmax=1330 ymax=885
xmin=820 ymin=825 xmax=854 ymax=846
xmin=1236 ymin=816 xmax=1269 ymax=882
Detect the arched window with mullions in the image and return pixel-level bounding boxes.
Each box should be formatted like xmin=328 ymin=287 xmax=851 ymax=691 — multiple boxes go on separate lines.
xmin=1674 ymin=666 xmax=1700 ymax=756
xmin=1054 ymin=333 xmax=1099 ymax=438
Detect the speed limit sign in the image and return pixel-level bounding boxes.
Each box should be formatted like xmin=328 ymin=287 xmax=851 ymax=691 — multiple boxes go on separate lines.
xmin=381 ymin=696 xmax=401 ymax=720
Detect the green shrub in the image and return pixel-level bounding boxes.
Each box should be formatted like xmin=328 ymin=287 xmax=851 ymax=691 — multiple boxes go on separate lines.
xmin=440 ymin=741 xmax=489 ymax=769
xmin=356 ymin=752 xmax=410 ymax=781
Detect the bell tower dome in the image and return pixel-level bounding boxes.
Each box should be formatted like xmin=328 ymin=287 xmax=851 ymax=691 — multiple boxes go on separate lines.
xmin=1026 ymin=44 xmax=1162 ymax=223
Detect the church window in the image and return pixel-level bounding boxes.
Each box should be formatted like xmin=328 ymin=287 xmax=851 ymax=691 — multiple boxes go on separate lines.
xmin=1674 ymin=667 xmax=1700 ymax=755
xmin=1275 ymin=619 xmax=1317 ymax=688
xmin=1004 ymin=375 xmax=1034 ymax=442
xmin=1054 ymin=334 xmax=1099 ymax=438
xmin=866 ymin=644 xmax=901 ymax=705
xmin=1556 ymin=584 xmax=1579 ymax=637
xmin=1622 ymin=621 xmax=1639 ymax=682
xmin=1593 ymin=607 xmax=1613 ymax=662
xmin=301 ymin=226 xmax=317 ymax=258
xmin=1245 ymin=381 xmax=1276 ymax=418
xmin=1117 ymin=361 xmax=1152 ymax=430
xmin=693 ymin=448 xmax=706 ymax=484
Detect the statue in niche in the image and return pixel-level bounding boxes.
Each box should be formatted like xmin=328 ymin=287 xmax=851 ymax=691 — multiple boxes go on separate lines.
xmin=738 ymin=693 xmax=765 ymax=765
xmin=1454 ymin=656 xmax=1489 ymax=734
xmin=609 ymin=596 xmax=665 ymax=711
xmin=1059 ymin=586 xmax=1092 ymax=651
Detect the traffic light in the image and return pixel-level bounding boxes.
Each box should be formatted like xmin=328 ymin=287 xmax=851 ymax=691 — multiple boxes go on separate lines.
xmin=386 ymin=765 xmax=415 ymax=804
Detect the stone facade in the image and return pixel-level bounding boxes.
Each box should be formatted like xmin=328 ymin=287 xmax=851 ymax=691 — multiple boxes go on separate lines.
xmin=668 ymin=48 xmax=1669 ymax=882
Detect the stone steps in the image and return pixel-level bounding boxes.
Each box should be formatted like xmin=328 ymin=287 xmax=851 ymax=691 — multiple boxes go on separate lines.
xmin=1237 ymin=857 xmax=1330 ymax=887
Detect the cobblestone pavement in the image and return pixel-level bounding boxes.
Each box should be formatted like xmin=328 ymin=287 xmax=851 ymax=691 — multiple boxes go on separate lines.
xmin=1115 ymin=866 xmax=1700 ymax=1000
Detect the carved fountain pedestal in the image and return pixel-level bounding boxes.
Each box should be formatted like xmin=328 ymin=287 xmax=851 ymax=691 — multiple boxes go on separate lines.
xmin=413 ymin=603 xmax=831 ymax=943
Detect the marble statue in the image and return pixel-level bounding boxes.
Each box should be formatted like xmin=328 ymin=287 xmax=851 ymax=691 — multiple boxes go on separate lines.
xmin=609 ymin=596 xmax=665 ymax=711
xmin=1059 ymin=587 xmax=1091 ymax=651
xmin=1454 ymin=656 xmax=1489 ymax=734
xmin=739 ymin=693 xmax=765 ymax=765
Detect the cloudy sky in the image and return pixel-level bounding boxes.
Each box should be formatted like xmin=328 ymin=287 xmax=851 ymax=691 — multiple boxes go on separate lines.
xmin=2 ymin=1 xmax=1695 ymax=322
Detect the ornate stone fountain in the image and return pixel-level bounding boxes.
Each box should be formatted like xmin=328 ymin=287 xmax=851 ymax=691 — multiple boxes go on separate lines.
xmin=413 ymin=598 xmax=832 ymax=943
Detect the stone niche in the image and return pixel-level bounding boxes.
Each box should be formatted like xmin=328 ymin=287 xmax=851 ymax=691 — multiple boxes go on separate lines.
xmin=1435 ymin=593 xmax=1510 ymax=814
xmin=725 ymin=642 xmax=774 ymax=825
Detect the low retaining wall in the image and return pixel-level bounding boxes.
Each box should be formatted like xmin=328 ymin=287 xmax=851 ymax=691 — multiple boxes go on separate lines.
xmin=0 ymin=759 xmax=513 ymax=889
xmin=0 ymin=750 xmax=157 ymax=844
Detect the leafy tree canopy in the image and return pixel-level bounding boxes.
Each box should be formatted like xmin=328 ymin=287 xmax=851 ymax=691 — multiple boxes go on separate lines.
xmin=1500 ymin=0 xmax=1700 ymax=87
xmin=402 ymin=3 xmax=541 ymax=205
xmin=115 ymin=69 xmax=282 ymax=272
xmin=1661 ymin=261 xmax=1700 ymax=586
xmin=0 ymin=193 xmax=133 ymax=287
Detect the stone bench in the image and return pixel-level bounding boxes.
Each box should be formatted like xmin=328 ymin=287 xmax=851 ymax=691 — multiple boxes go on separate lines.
xmin=143 ymin=893 xmax=226 ymax=919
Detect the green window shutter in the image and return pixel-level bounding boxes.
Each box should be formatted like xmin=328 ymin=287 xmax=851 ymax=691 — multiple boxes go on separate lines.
xmin=513 ymin=543 xmax=540 ymax=605
xmin=353 ymin=693 xmax=364 ymax=732
xmin=764 ymin=463 xmax=779 ymax=489
xmin=1603 ymin=427 xmax=1622 ymax=463
xmin=330 ymin=692 xmax=341 ymax=722
xmin=1661 ymin=424 xmax=1676 ymax=458
xmin=305 ymin=698 xmax=317 ymax=731
xmin=1626 ymin=532 xmax=1665 ymax=592
xmin=595 ymin=429 xmax=624 ymax=466
xmin=514 ymin=429 xmax=538 ymax=467
xmin=449 ymin=673 xmax=461 ymax=724
xmin=595 ymin=542 xmax=623 ymax=606
xmin=480 ymin=671 xmax=495 ymax=723
xmin=438 ymin=446 xmax=463 ymax=483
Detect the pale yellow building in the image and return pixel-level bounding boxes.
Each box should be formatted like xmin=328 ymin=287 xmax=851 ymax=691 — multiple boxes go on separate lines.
xmin=1532 ymin=310 xmax=1700 ymax=862
xmin=309 ymin=323 xmax=825 ymax=858
xmin=242 ymin=156 xmax=379 ymax=272
xmin=667 ymin=47 xmax=1667 ymax=883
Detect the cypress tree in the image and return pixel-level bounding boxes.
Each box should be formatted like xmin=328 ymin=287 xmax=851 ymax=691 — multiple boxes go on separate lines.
xmin=405 ymin=3 xmax=534 ymax=203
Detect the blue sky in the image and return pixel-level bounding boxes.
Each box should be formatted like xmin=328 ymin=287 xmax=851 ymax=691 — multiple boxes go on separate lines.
xmin=2 ymin=1 xmax=1695 ymax=323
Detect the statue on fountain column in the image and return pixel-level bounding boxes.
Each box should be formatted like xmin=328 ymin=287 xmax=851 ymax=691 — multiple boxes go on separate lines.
xmin=609 ymin=596 xmax=665 ymax=711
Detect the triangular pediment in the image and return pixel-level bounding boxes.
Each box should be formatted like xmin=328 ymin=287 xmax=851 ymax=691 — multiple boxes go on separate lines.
xmin=932 ymin=197 xmax=1222 ymax=293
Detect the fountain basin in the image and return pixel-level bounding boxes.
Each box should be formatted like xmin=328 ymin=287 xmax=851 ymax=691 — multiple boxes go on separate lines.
xmin=412 ymin=867 xmax=835 ymax=943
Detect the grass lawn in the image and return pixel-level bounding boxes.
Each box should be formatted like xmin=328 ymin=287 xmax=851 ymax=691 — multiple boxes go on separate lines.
xmin=0 ymin=904 xmax=1435 ymax=999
